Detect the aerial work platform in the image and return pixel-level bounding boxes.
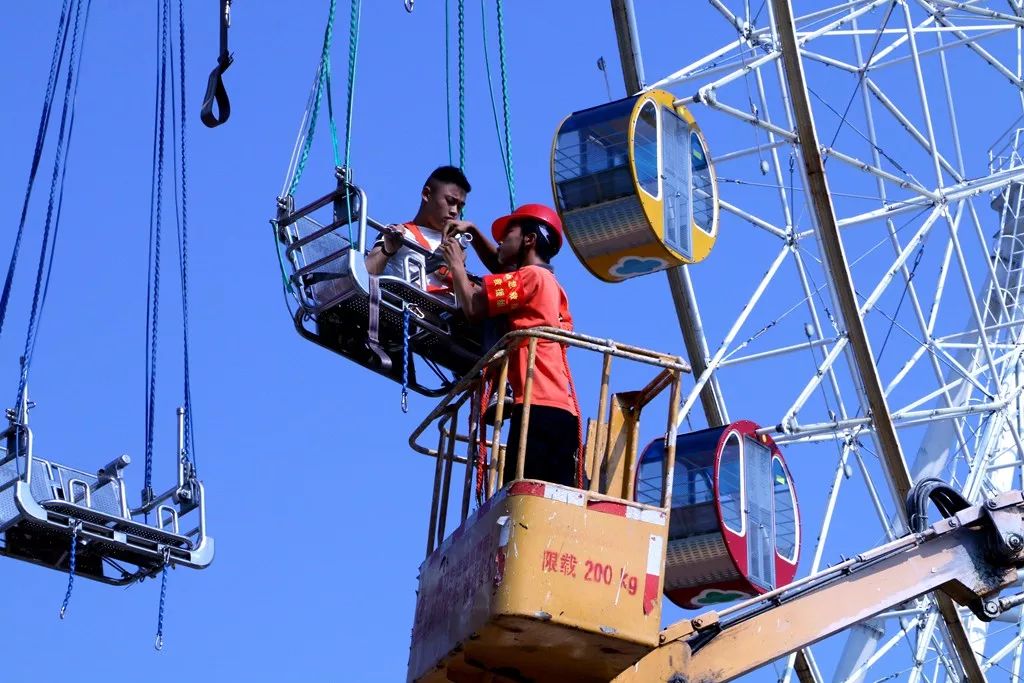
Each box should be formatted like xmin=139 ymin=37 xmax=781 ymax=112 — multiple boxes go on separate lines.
xmin=406 ymin=328 xmax=690 ymax=682
xmin=410 ymin=481 xmax=667 ymax=682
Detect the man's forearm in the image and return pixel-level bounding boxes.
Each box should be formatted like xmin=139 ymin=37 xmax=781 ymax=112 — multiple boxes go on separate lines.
xmin=449 ymin=265 xmax=483 ymax=320
xmin=469 ymin=226 xmax=502 ymax=273
xmin=365 ymin=246 xmax=388 ymax=275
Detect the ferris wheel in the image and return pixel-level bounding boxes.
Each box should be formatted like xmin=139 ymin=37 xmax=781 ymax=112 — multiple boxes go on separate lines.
xmin=612 ymin=0 xmax=1024 ymax=680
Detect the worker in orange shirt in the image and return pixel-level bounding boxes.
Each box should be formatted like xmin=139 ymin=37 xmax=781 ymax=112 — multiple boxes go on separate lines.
xmin=441 ymin=204 xmax=581 ymax=488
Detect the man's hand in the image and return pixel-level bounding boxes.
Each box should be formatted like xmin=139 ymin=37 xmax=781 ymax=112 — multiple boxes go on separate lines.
xmin=381 ymin=224 xmax=406 ymax=254
xmin=444 ymin=219 xmax=476 ymax=240
xmin=441 ymin=236 xmax=466 ymax=273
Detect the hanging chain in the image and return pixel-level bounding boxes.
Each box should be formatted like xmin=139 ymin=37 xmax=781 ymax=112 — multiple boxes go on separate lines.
xmin=154 ymin=547 xmax=171 ymax=650
xmin=59 ymin=521 xmax=82 ymax=619
xmin=401 ymin=305 xmax=411 ymax=413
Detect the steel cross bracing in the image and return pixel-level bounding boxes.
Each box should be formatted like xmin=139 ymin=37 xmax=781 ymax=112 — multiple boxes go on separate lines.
xmin=632 ymin=0 xmax=1024 ymax=681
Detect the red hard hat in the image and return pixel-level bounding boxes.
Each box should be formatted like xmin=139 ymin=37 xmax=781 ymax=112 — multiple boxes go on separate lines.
xmin=491 ymin=203 xmax=564 ymax=251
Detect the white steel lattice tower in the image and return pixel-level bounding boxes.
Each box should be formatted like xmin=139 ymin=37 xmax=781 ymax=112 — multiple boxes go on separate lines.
xmin=624 ymin=1 xmax=1024 ymax=680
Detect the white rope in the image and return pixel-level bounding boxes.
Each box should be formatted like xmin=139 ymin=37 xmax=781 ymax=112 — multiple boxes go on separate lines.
xmin=281 ymin=63 xmax=326 ymax=198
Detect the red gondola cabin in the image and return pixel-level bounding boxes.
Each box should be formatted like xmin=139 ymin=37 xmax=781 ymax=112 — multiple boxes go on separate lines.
xmin=635 ymin=420 xmax=799 ymax=609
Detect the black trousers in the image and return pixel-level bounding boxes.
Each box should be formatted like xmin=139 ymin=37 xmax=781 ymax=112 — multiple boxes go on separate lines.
xmin=503 ymin=405 xmax=581 ymax=488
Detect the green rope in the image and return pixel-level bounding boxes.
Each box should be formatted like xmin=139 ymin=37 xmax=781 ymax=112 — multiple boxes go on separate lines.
xmin=342 ymin=0 xmax=362 ymax=245
xmin=343 ymin=0 xmax=361 ymax=170
xmin=496 ymin=0 xmax=515 ymax=208
xmin=457 ymin=0 xmax=466 ymax=171
xmin=326 ymin=66 xmax=340 ymax=168
xmin=480 ymin=0 xmax=515 ymax=210
xmin=287 ymin=0 xmax=338 ymax=197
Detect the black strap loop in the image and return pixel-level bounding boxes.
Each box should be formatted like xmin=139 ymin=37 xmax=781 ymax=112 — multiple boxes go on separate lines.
xmin=200 ymin=0 xmax=232 ymax=128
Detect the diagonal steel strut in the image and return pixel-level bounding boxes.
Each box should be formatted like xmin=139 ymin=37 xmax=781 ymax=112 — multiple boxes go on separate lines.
xmin=769 ymin=1 xmax=984 ymax=680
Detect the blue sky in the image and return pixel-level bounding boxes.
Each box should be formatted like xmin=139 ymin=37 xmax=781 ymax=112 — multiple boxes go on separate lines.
xmin=2 ymin=2 xmax=1021 ymax=681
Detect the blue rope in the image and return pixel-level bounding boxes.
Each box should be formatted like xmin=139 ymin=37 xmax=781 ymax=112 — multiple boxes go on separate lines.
xmin=31 ymin=22 xmax=88 ymax=362
xmin=144 ymin=0 xmax=171 ymax=505
xmin=286 ymin=0 xmax=338 ymax=197
xmin=0 ymin=0 xmax=72 ymax=344
xmin=402 ymin=306 xmax=410 ymax=413
xmin=154 ymin=552 xmax=170 ymax=650
xmin=444 ymin=0 xmax=452 ymax=165
xmin=173 ymin=0 xmax=197 ymax=469
xmin=16 ymin=0 xmax=90 ymax=411
xmin=59 ymin=521 xmax=80 ymax=619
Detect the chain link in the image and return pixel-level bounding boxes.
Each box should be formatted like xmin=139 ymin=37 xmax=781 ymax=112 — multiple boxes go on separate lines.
xmin=154 ymin=547 xmax=171 ymax=650
xmin=59 ymin=521 xmax=81 ymax=619
xmin=401 ymin=306 xmax=411 ymax=413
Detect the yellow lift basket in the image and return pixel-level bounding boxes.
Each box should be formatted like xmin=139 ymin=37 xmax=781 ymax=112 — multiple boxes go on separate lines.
xmin=407 ymin=328 xmax=691 ymax=683
xmin=551 ymin=89 xmax=718 ymax=282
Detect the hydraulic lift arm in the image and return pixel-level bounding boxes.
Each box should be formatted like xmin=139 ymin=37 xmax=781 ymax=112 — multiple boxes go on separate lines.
xmin=612 ymin=490 xmax=1024 ymax=682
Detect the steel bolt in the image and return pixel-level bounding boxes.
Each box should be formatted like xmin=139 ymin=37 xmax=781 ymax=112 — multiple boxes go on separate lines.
xmin=985 ymin=600 xmax=1000 ymax=617
xmin=987 ymin=499 xmax=999 ymax=510
xmin=1009 ymin=534 xmax=1023 ymax=550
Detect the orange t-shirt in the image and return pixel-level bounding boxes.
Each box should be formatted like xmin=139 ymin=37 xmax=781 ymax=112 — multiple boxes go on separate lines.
xmin=482 ymin=265 xmax=578 ymax=415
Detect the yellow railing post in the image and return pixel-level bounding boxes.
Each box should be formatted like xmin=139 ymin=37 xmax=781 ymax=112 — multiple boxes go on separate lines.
xmin=589 ymin=353 xmax=614 ymax=493
xmin=436 ymin=410 xmax=458 ymax=548
xmin=515 ymin=338 xmax=539 ymax=482
xmin=461 ymin=386 xmax=481 ymax=522
xmin=489 ymin=355 xmax=511 ymax=495
xmin=426 ymin=414 xmax=449 ymax=557
xmin=662 ymin=370 xmax=682 ymax=508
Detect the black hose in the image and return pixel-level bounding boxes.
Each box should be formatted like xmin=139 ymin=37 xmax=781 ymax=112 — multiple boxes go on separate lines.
xmin=904 ymin=477 xmax=970 ymax=533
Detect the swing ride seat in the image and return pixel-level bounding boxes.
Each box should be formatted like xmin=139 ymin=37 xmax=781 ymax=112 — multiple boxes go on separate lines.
xmin=0 ymin=426 xmax=213 ymax=586
xmin=275 ymin=176 xmax=484 ymax=397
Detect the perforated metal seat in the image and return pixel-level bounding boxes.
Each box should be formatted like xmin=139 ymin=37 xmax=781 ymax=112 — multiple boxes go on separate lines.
xmin=0 ymin=421 xmax=213 ymax=586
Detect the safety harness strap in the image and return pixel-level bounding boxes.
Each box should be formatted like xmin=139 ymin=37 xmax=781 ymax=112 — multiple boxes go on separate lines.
xmin=366 ymin=274 xmax=391 ymax=370
xmin=200 ymin=0 xmax=232 ymax=128
xmin=403 ymin=222 xmax=452 ymax=293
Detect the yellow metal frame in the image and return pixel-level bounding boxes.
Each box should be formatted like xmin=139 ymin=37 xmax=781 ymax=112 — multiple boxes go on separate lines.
xmin=629 ymin=89 xmax=719 ymax=265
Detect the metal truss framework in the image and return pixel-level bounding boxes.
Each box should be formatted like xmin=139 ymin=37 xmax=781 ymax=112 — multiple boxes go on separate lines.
xmin=638 ymin=0 xmax=1024 ymax=680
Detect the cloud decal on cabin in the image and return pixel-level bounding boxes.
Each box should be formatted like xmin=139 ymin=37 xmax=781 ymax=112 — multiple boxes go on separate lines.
xmin=609 ymin=256 xmax=668 ymax=278
xmin=691 ymin=588 xmax=752 ymax=606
